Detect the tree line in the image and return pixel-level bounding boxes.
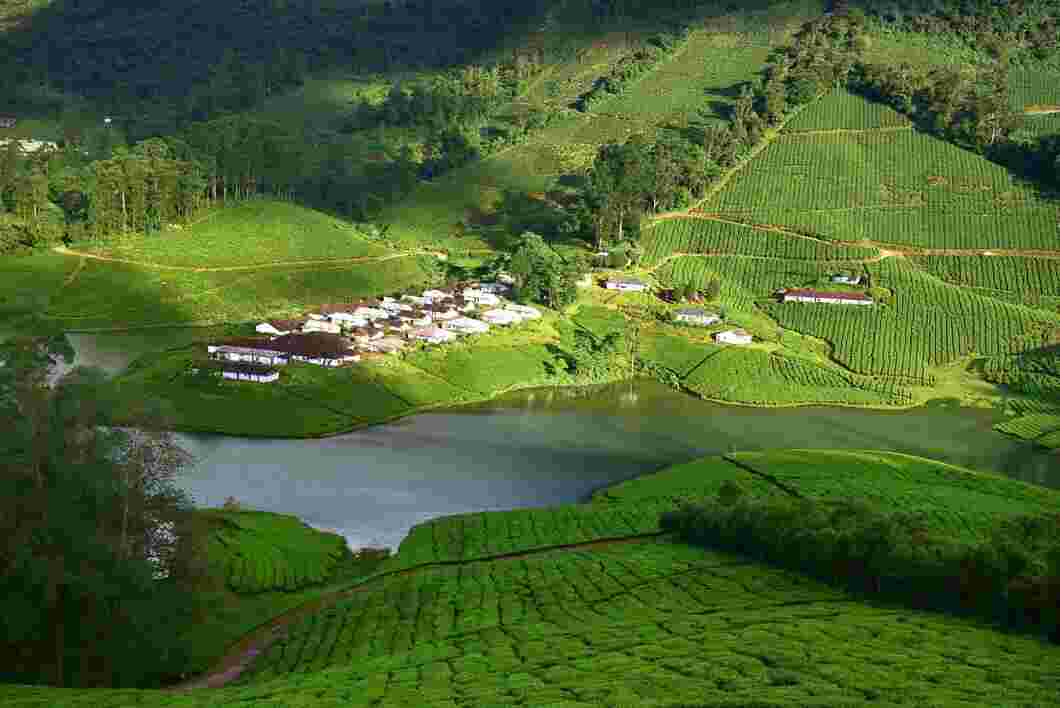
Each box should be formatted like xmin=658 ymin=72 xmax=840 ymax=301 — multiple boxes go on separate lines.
xmin=661 ymin=488 xmax=1060 ymax=643
xmin=566 ymin=8 xmax=1060 ymax=253
xmin=0 ymin=337 xmax=210 ymax=688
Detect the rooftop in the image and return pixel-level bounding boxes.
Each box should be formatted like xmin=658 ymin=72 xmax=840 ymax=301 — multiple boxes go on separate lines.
xmin=270 ymin=332 xmax=358 ymax=358
xmin=785 ymin=289 xmax=872 ymax=301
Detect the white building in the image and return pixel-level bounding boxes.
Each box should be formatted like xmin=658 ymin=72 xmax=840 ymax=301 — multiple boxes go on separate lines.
xmin=328 ymin=313 xmax=369 ymax=327
xmin=353 ymin=306 xmax=390 ymax=320
xmin=673 ymin=308 xmax=720 ymax=326
xmin=221 ymin=364 xmax=280 ymax=383
xmin=713 ymin=329 xmax=753 ymax=345
xmin=481 ymin=308 xmax=522 ymax=326
xmin=782 ymin=289 xmax=873 ymax=306
xmin=831 ymin=274 xmax=863 ymax=285
xmin=504 ymin=303 xmax=541 ymax=319
xmin=303 ymin=319 xmax=342 ymax=335
xmin=478 ymin=281 xmax=512 ymax=295
xmin=605 ymin=277 xmax=648 ymax=292
xmin=207 ymin=344 xmax=289 ymax=366
xmin=422 ymin=289 xmax=453 ymax=302
xmin=443 ymin=317 xmax=491 ymax=335
xmin=462 ymin=288 xmax=502 ymax=306
xmin=409 ymin=327 xmax=457 ymax=344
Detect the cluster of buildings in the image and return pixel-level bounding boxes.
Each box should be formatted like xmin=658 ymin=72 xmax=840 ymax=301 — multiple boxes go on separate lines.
xmin=672 ymin=307 xmax=752 ymax=346
xmin=203 ymin=276 xmax=545 ymax=383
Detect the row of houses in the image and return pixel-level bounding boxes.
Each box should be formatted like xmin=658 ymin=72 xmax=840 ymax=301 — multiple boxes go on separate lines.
xmin=205 ymin=277 xmax=542 ymax=383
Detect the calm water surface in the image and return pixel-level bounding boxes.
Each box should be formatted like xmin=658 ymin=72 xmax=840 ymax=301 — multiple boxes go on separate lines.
xmin=177 ymin=381 xmax=1060 ymax=550
xmin=66 ymin=333 xmax=1060 ymax=551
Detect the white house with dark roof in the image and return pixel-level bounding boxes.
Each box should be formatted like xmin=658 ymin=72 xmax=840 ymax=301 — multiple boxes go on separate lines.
xmin=504 ymin=303 xmax=541 ymax=319
xmin=409 ymin=326 xmax=457 ymax=344
xmin=673 ymin=308 xmax=720 ymax=326
xmin=207 ymin=342 xmax=290 ymax=366
xmin=713 ymin=329 xmax=752 ymax=345
xmin=605 ymin=276 xmax=648 ymax=292
xmin=303 ymin=319 xmax=342 ymax=335
xmin=443 ymin=317 xmax=490 ymax=335
xmin=481 ymin=308 xmax=521 ymax=326
xmin=782 ymin=289 xmax=873 ymax=305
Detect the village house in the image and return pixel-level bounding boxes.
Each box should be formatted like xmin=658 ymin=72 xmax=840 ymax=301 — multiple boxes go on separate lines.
xmin=380 ymin=299 xmax=413 ymax=313
xmin=477 ymin=281 xmax=512 ymax=295
xmin=426 ymin=304 xmax=460 ymax=321
xmin=462 ymin=288 xmax=502 ymax=306
xmin=443 ymin=317 xmax=491 ymax=335
xmin=384 ymin=316 xmax=411 ymax=332
xmin=255 ymin=319 xmax=304 ymax=337
xmin=218 ymin=362 xmax=280 ymax=384
xmin=831 ymin=273 xmax=864 ymax=285
xmin=348 ymin=326 xmax=386 ymax=345
xmin=369 ymin=336 xmax=407 ymax=354
xmin=422 ymin=289 xmax=453 ymax=303
xmin=409 ymin=326 xmax=457 ymax=345
xmin=0 ymin=115 xmax=17 ymax=129
xmin=673 ymin=308 xmax=720 ymax=327
xmin=327 ymin=312 xmax=369 ymax=329
xmin=504 ymin=303 xmax=541 ymax=320
xmin=353 ymin=305 xmax=390 ymax=320
xmin=481 ymin=308 xmax=521 ymax=326
xmin=713 ymin=329 xmax=753 ymax=345
xmin=208 ymin=340 xmax=289 ymax=366
xmin=455 ymin=300 xmax=477 ymax=314
xmin=271 ymin=333 xmax=360 ymax=367
xmin=782 ymin=289 xmax=873 ymax=305
xmin=605 ymin=276 xmax=648 ymax=292
xmin=411 ymin=311 xmax=434 ymax=327
xmin=303 ymin=318 xmax=342 ymax=335
xmin=402 ymin=294 xmax=428 ymax=306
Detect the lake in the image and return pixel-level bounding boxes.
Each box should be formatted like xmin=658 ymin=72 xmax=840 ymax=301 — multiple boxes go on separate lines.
xmin=66 ymin=332 xmax=1060 ymax=552
xmin=176 ymin=380 xmax=1060 ymax=551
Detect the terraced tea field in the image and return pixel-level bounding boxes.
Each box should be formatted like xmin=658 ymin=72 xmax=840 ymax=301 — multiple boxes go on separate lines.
xmin=785 ymin=87 xmax=912 ymax=132
xmin=765 ymin=258 xmax=1059 ymax=382
xmin=203 ymin=511 xmax=350 ymax=593
xmin=232 ymin=540 xmax=1059 ymax=707
xmin=909 ymin=255 xmax=1060 ymax=295
xmin=707 ymin=128 xmax=1060 ymax=250
xmin=642 ymin=216 xmax=879 ymax=266
xmin=1009 ymin=68 xmax=1060 ymax=111
xmin=725 ymin=449 xmax=1060 ymax=541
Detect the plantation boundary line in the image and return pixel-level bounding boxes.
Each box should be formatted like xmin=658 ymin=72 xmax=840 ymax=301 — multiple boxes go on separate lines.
xmin=785 ymin=125 xmax=915 ymax=136
xmin=721 ymin=454 xmax=805 ymax=499
xmin=169 ymin=531 xmax=670 ymax=691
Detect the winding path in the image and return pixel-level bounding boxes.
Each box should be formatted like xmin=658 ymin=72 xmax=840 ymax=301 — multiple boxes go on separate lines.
xmin=169 ymin=532 xmax=669 ymax=692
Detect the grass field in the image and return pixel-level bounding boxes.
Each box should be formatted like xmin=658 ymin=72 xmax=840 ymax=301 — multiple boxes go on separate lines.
xmin=73 ymin=201 xmax=390 ymax=267
xmin=40 ymin=254 xmax=433 ymax=330
xmin=96 ymin=309 xmax=620 ymax=437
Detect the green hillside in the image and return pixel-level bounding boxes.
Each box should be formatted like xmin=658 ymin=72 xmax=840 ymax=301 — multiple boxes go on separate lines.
xmin=2 ymin=450 xmax=1058 ymax=706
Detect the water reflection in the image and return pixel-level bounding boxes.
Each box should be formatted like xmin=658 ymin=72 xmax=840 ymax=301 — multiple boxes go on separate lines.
xmin=175 ymin=380 xmax=1059 ymax=552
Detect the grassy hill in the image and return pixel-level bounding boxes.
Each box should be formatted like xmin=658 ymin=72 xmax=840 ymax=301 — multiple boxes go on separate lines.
xmin=1 ymin=449 xmax=1058 ymax=706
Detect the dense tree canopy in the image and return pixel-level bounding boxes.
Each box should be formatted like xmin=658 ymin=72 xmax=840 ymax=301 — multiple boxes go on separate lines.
xmin=0 ymin=338 xmax=204 ymax=688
